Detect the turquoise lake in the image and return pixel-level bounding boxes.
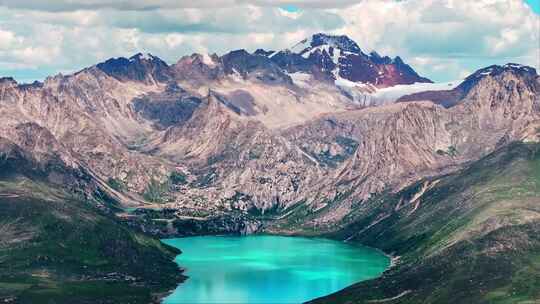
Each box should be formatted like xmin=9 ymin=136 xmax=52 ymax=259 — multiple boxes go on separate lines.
xmin=161 ymin=235 xmax=390 ymax=304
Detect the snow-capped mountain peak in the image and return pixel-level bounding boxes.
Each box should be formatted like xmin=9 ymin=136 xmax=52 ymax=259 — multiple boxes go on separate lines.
xmin=310 ymin=33 xmax=362 ymax=53
xmin=130 ymin=52 xmax=157 ymax=62
xmin=464 ymin=63 xmax=537 ymax=83
xmin=267 ymin=33 xmax=431 ymax=88
xmin=290 ymin=33 xmax=363 ymax=59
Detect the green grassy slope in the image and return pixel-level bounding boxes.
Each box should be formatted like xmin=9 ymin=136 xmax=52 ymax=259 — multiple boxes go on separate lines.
xmin=0 ymin=145 xmax=185 ymax=303
xmin=311 ymin=142 xmax=540 ymax=304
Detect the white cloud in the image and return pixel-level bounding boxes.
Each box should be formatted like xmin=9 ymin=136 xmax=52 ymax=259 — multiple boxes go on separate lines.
xmin=0 ymin=0 xmax=238 ymax=11
xmin=14 ymin=46 xmax=61 ymax=65
xmin=0 ymin=29 xmax=16 ymax=49
xmin=247 ymin=33 xmax=275 ymax=45
xmin=0 ymin=0 xmax=537 ymax=82
xmin=0 ymin=0 xmax=361 ymax=11
xmin=459 ymin=69 xmax=472 ymax=79
xmin=165 ymin=33 xmax=185 ymax=49
xmin=333 ymin=0 xmax=539 ymax=81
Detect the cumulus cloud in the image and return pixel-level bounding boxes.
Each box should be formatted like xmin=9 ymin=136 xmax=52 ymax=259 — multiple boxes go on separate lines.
xmin=13 ymin=6 xmax=343 ymax=34
xmin=0 ymin=0 xmax=360 ymax=11
xmin=0 ymin=0 xmax=237 ymax=11
xmin=0 ymin=0 xmax=537 ymax=83
xmin=0 ymin=29 xmax=16 ymax=49
xmin=336 ymin=0 xmax=539 ymax=80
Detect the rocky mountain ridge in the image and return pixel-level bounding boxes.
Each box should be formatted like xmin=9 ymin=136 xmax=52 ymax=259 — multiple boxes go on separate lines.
xmin=1 ymin=49 xmax=538 ymax=231
xmin=268 ymin=33 xmax=432 ymax=88
xmin=397 ymin=63 xmax=539 ymax=107
xmin=91 ymin=33 xmax=433 ymax=103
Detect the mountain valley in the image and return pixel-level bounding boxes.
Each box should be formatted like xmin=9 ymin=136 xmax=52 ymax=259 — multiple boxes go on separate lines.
xmin=0 ymin=33 xmax=539 ymax=303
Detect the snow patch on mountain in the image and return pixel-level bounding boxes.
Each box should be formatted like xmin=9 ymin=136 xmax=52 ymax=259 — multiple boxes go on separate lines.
xmin=290 ymin=37 xmax=313 ymax=54
xmin=469 ymin=63 xmax=537 ymax=80
xmin=334 ymin=75 xmax=375 ymax=92
xmin=201 ymin=53 xmax=216 ymax=67
xmin=310 ymin=33 xmax=362 ymax=54
xmin=334 ymin=79 xmax=461 ymax=107
xmin=140 ymin=53 xmax=153 ymax=61
xmin=289 ymin=72 xmax=312 ymax=88
xmin=334 ymin=77 xmax=361 ymax=88
xmin=131 ymin=53 xmax=155 ymax=61
xmin=230 ymin=68 xmax=245 ymax=83
xmin=505 ymin=63 xmax=528 ymax=69
xmin=371 ymin=80 xmax=460 ymax=101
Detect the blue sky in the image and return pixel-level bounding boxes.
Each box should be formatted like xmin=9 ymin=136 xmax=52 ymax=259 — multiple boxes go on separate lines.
xmin=0 ymin=0 xmax=538 ymax=83
xmin=281 ymin=4 xmax=300 ymax=12
xmin=525 ymin=0 xmax=540 ymax=13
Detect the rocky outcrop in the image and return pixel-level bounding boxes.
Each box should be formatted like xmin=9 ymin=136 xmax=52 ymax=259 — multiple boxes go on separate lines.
xmin=132 ymin=83 xmax=202 ymax=129
xmin=96 ymin=52 xmax=173 ymax=84
xmin=125 ymin=208 xmax=263 ymax=237
xmin=220 ymin=49 xmax=293 ymax=85
xmin=172 ymin=53 xmax=224 ymax=85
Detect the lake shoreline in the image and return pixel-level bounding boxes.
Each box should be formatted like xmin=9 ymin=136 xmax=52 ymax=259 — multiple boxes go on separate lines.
xmin=160 ymin=234 xmax=390 ymax=304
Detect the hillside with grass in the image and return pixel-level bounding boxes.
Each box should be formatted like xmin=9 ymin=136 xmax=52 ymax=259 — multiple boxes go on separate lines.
xmin=311 ymin=142 xmax=540 ymax=304
xmin=0 ymin=140 xmax=185 ymax=304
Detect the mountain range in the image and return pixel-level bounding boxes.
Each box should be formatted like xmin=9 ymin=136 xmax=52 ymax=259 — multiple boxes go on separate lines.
xmin=0 ymin=33 xmax=539 ymax=303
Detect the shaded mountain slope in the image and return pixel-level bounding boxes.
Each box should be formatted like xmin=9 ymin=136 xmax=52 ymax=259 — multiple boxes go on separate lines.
xmin=0 ymin=138 xmax=184 ymax=303
xmin=310 ymin=142 xmax=540 ymax=304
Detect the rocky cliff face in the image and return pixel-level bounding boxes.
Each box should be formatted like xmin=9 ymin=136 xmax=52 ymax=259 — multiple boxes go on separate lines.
xmin=97 ymin=52 xmax=174 ymax=84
